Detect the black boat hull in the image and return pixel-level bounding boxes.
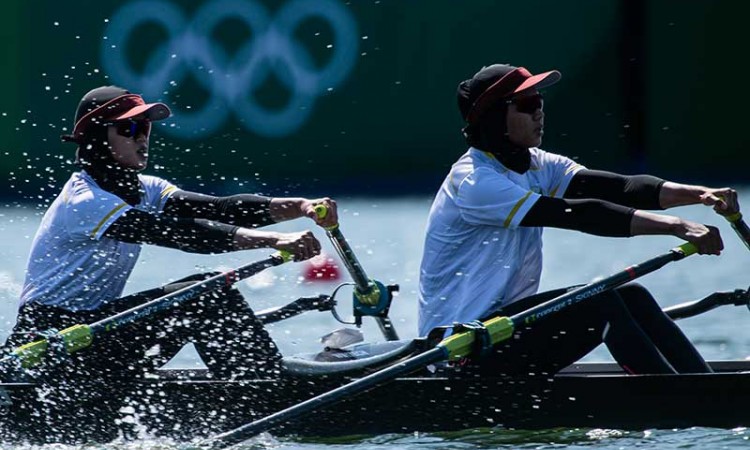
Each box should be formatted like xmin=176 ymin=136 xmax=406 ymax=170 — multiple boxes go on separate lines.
xmin=3 ymin=360 xmax=750 ymax=444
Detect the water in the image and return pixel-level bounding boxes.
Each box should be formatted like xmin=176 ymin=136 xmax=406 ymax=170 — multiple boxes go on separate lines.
xmin=1 ymin=193 xmax=749 ymax=449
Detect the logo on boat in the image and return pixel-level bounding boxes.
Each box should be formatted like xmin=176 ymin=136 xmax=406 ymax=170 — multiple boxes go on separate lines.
xmin=101 ymin=0 xmax=359 ymax=139
xmin=524 ymin=284 xmax=607 ymax=324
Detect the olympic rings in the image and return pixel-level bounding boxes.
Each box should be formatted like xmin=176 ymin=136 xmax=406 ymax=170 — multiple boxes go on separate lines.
xmin=101 ymin=0 xmax=358 ymax=139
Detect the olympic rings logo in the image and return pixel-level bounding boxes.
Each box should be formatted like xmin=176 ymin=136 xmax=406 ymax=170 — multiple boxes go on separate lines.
xmin=101 ymin=0 xmax=358 ymax=139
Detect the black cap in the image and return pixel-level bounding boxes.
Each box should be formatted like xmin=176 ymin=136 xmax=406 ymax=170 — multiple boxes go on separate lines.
xmin=63 ymin=86 xmax=171 ymax=143
xmin=457 ymin=64 xmax=561 ymax=124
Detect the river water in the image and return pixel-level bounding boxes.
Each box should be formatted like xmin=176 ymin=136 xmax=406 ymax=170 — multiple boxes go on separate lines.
xmin=1 ymin=193 xmax=749 ymax=449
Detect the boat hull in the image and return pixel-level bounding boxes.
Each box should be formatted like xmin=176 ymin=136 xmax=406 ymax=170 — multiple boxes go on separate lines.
xmin=2 ymin=361 xmax=750 ymax=443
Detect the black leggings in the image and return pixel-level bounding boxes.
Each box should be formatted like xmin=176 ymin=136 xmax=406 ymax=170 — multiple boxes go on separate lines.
xmin=481 ymin=283 xmax=711 ymax=376
xmin=7 ymin=273 xmax=281 ymax=380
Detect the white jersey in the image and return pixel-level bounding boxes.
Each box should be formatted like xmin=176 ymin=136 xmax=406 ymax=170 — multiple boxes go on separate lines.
xmin=20 ymin=171 xmax=178 ymax=311
xmin=418 ymin=147 xmax=583 ymax=336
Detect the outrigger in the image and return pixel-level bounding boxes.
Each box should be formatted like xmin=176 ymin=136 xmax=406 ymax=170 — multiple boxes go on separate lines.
xmin=0 ymin=211 xmax=748 ymax=446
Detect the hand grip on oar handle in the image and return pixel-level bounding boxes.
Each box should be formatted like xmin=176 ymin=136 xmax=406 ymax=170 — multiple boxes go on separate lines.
xmin=676 ymin=242 xmax=698 ymax=258
xmin=273 ymin=250 xmax=294 ymax=263
xmin=314 ymin=204 xmax=339 ymax=231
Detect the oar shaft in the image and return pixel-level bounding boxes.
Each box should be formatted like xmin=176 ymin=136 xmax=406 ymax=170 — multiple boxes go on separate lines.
xmin=514 ymin=245 xmax=691 ymax=326
xmin=438 ymin=242 xmax=698 ymax=361
xmin=5 ymin=252 xmax=290 ymax=371
xmin=726 ymin=213 xmax=750 ymax=251
xmin=314 ymin=205 xmax=399 ymax=341
xmin=203 ymin=347 xmax=447 ymax=449
xmin=90 ymin=254 xmax=287 ymax=334
xmin=325 ymin=226 xmax=371 ymax=291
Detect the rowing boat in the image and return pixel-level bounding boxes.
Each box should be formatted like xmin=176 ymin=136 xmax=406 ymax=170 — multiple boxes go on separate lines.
xmin=2 ymin=212 xmax=747 ymax=447
xmin=1 ymin=287 xmax=749 ymax=445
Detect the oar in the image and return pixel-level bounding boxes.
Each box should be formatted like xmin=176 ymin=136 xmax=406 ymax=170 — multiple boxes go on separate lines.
xmin=724 ymin=212 xmax=750 ymax=251
xmin=313 ymin=205 xmax=399 ymax=340
xmin=202 ymin=242 xmax=698 ymax=449
xmin=3 ymin=252 xmax=292 ymax=373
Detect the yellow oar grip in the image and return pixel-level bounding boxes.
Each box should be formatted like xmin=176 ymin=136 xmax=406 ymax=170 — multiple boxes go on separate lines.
xmin=676 ymin=242 xmax=698 ymax=257
xmin=274 ymin=250 xmax=294 ymax=263
xmin=12 ymin=324 xmax=93 ymax=369
xmin=313 ymin=204 xmax=339 ymax=231
xmin=725 ymin=212 xmax=743 ymax=223
xmin=438 ymin=316 xmax=514 ymax=361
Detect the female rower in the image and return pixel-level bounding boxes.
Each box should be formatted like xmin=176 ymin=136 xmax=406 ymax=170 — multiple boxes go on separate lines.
xmin=7 ymin=85 xmax=337 ymax=380
xmin=418 ymin=64 xmax=740 ymax=375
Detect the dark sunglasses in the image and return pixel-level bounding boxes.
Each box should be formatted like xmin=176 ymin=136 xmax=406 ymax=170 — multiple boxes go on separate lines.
xmin=104 ymin=119 xmax=151 ymax=138
xmin=507 ymin=94 xmax=544 ymax=115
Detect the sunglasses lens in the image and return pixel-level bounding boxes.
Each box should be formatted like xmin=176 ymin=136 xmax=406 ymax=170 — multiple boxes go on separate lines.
xmin=514 ymin=95 xmax=543 ymax=114
xmin=115 ymin=120 xmax=150 ymax=138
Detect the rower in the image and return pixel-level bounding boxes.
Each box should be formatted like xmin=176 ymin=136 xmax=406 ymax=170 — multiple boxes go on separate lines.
xmin=418 ymin=64 xmax=742 ymax=375
xmin=6 ymin=85 xmax=340 ymax=380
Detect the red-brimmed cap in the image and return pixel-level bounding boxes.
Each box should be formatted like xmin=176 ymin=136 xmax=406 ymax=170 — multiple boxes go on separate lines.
xmin=457 ymin=64 xmax=561 ymax=124
xmin=64 ymin=86 xmax=171 ymax=143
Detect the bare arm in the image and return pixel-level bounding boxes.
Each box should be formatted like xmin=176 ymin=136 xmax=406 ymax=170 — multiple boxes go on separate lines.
xmin=659 ymin=182 xmax=739 ymax=215
xmin=630 ymin=210 xmax=723 ymax=255
xmin=269 ymin=197 xmax=339 ymax=228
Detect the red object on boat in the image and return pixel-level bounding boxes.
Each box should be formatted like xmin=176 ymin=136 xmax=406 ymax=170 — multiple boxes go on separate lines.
xmin=303 ymin=254 xmax=341 ymax=281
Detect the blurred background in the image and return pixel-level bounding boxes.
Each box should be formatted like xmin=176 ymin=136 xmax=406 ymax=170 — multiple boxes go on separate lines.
xmin=1 ymin=0 xmax=748 ymax=203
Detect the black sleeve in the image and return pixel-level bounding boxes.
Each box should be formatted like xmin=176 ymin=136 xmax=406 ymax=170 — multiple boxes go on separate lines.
xmin=520 ymin=196 xmax=636 ymax=237
xmin=163 ymin=190 xmax=274 ymax=228
xmin=565 ymin=169 xmax=665 ymax=210
xmin=103 ymin=209 xmax=239 ymax=254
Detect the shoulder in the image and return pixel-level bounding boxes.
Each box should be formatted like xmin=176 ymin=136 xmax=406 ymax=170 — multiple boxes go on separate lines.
xmin=66 ymin=172 xmax=110 ymax=206
xmin=531 ymin=147 xmax=585 ymax=171
xmin=138 ymin=174 xmax=178 ymax=197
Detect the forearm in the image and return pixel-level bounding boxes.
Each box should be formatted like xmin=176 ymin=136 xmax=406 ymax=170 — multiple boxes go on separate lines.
xmin=232 ymin=228 xmax=282 ymax=251
xmin=164 ymin=191 xmax=274 ymax=228
xmin=521 ymin=197 xmax=635 ymax=237
xmin=659 ymin=182 xmax=709 ymax=209
xmin=629 ymin=210 xmax=681 ymax=236
xmin=269 ymin=197 xmax=307 ymax=222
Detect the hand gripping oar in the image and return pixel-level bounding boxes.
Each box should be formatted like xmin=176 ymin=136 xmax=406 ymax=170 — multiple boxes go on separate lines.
xmin=313 ymin=205 xmax=399 ymax=341
xmin=724 ymin=212 xmax=750 ymax=251
xmin=201 ymin=242 xmax=698 ymax=449
xmin=2 ymin=251 xmax=292 ymax=373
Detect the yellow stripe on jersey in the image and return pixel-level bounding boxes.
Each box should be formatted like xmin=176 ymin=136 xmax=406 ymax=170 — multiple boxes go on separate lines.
xmin=504 ymin=191 xmax=533 ymax=228
xmin=90 ymin=203 xmax=129 ymax=238
xmin=161 ymin=185 xmax=177 ymax=199
xmin=550 ymin=164 xmax=583 ymax=197
xmin=565 ymin=163 xmax=583 ymax=175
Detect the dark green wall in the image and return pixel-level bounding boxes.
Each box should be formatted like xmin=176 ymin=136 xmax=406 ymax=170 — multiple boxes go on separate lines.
xmin=0 ymin=0 xmax=743 ymax=202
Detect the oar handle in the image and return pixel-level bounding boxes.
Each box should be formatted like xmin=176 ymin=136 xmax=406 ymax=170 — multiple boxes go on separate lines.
xmin=724 ymin=212 xmax=750 ymax=251
xmin=314 ymin=204 xmax=339 ymax=231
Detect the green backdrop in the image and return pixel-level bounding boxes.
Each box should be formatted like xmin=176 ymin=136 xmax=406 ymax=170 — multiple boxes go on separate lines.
xmin=0 ymin=0 xmax=746 ymax=202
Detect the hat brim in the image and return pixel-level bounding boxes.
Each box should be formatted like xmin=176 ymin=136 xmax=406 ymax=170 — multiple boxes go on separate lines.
xmin=513 ymin=70 xmax=561 ymax=95
xmin=113 ymin=102 xmax=172 ymax=121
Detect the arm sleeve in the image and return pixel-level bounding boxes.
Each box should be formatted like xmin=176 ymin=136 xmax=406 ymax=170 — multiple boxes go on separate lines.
xmin=163 ymin=190 xmax=274 ymax=228
xmin=455 ymin=167 xmax=541 ymax=229
xmin=520 ymin=196 xmax=635 ymax=237
xmin=103 ymin=209 xmax=239 ymax=254
xmin=565 ymin=169 xmax=665 ymax=210
xmin=536 ymin=150 xmax=586 ymax=198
